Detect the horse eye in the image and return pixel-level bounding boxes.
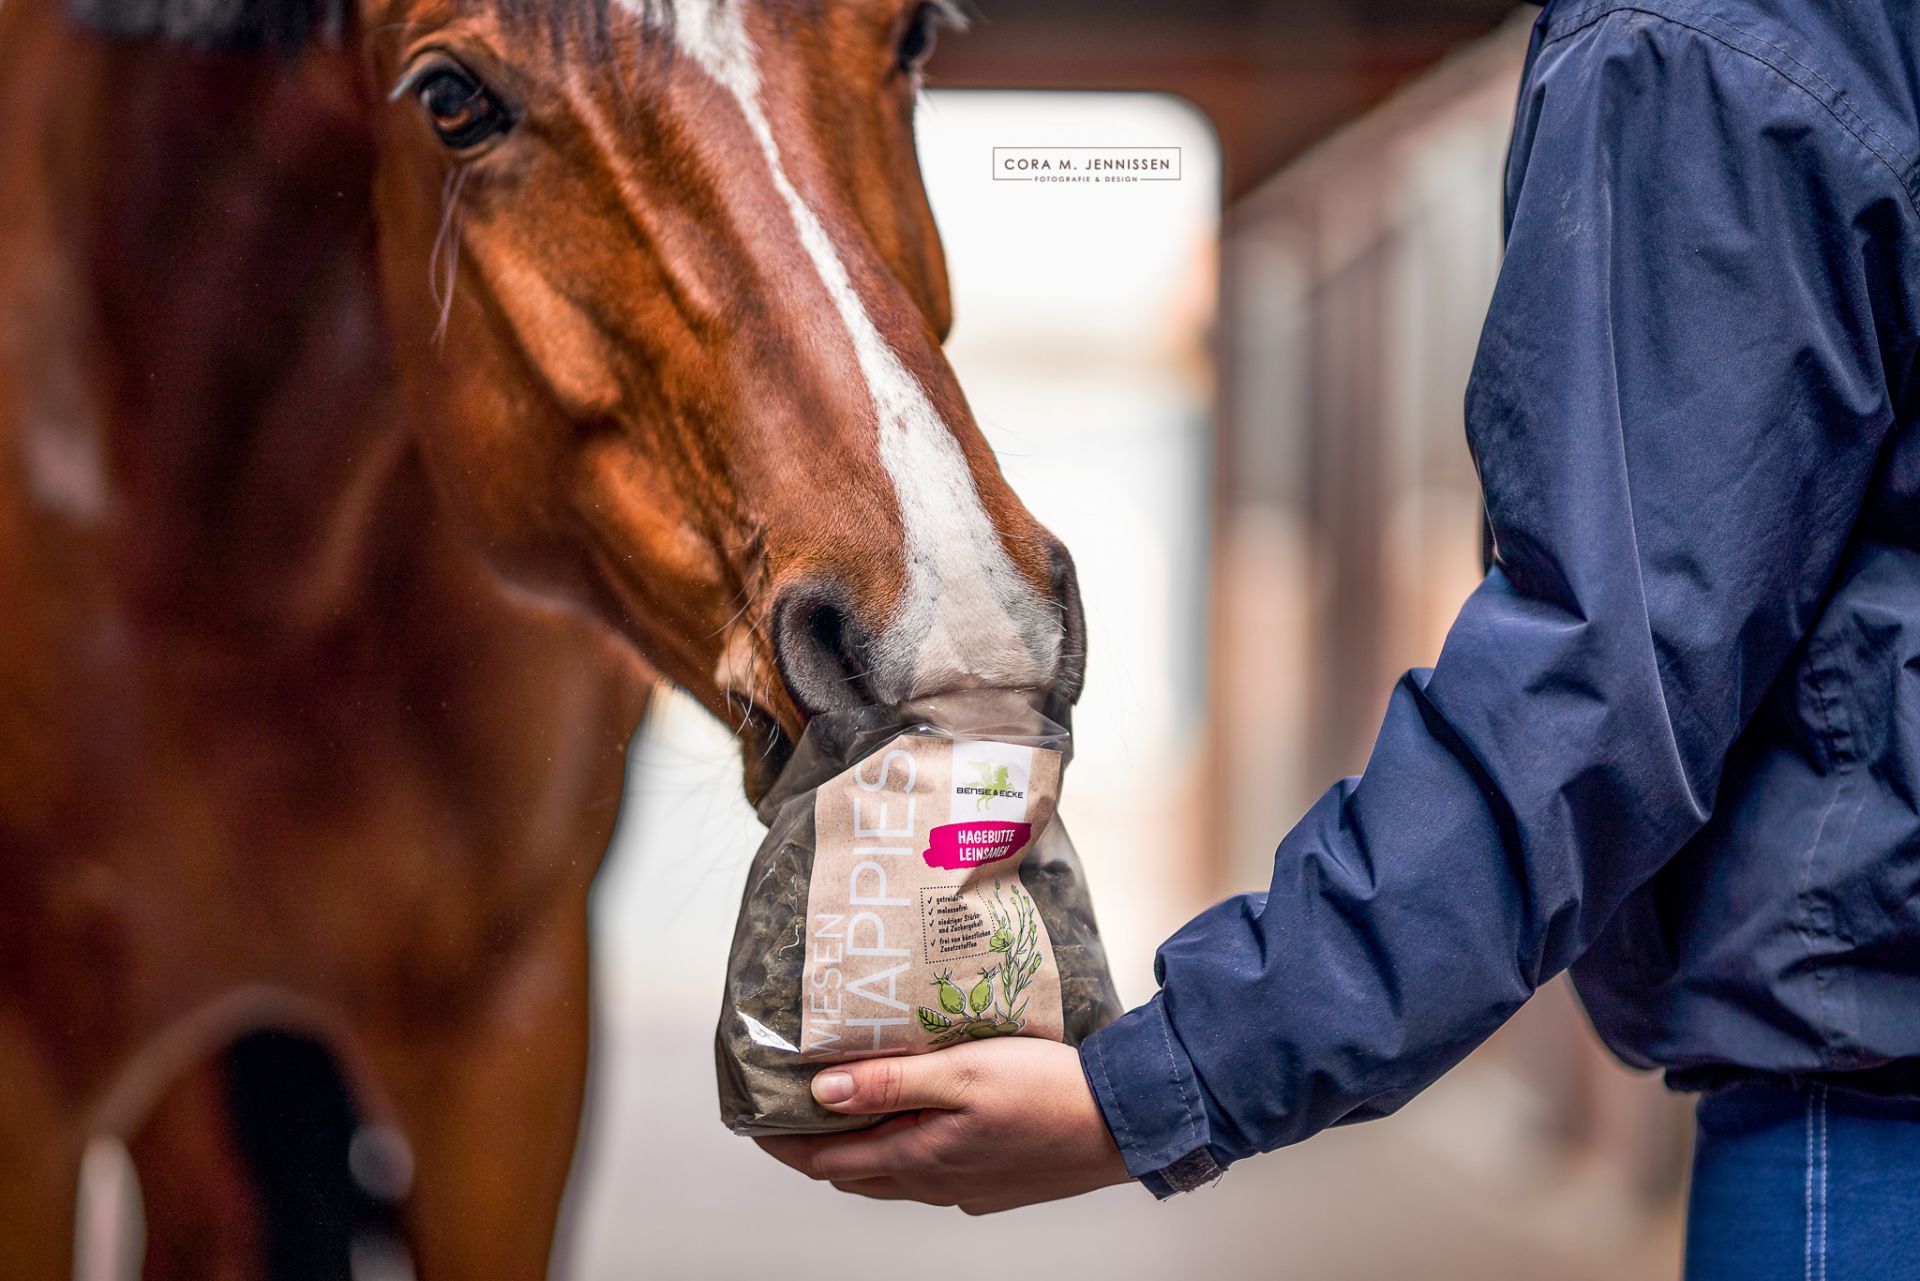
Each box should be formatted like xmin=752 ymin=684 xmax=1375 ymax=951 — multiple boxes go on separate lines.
xmin=896 ymin=3 xmax=940 ymax=74
xmin=411 ymin=64 xmax=513 ymax=151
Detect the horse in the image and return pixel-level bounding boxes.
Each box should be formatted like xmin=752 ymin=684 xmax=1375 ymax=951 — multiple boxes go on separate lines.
xmin=0 ymin=0 xmax=1087 ymax=1271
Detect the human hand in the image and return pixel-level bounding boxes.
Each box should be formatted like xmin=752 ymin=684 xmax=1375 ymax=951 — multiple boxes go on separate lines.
xmin=755 ymin=1038 xmax=1132 ymax=1214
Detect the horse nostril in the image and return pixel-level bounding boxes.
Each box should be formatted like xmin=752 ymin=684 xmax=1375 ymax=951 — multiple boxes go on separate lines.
xmin=772 ymin=586 xmax=875 ymax=718
xmin=807 ymin=599 xmax=854 ymax=668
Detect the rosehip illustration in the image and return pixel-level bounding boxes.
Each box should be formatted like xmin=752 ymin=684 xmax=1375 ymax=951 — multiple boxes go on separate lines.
xmin=934 ymin=970 xmax=967 ymax=1016
xmin=968 ymin=970 xmax=994 ymax=1016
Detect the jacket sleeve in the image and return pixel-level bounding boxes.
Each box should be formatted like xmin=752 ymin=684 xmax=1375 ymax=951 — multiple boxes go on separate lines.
xmin=1081 ymin=8 xmax=1914 ymax=1196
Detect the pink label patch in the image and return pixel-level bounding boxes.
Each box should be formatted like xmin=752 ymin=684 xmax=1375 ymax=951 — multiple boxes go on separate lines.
xmin=923 ymin=822 xmax=1033 ymax=871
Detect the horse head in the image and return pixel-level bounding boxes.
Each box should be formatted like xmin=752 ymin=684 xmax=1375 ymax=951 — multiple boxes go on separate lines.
xmin=78 ymin=0 xmax=1085 ymax=797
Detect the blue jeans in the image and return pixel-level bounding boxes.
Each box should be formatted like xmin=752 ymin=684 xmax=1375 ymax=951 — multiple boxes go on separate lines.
xmin=1686 ymin=1080 xmax=1920 ymax=1281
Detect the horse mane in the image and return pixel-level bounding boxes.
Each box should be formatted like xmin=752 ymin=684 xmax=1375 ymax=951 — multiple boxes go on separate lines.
xmin=68 ymin=0 xmax=680 ymax=53
xmin=69 ymin=0 xmax=346 ymax=50
xmin=63 ymin=0 xmax=957 ymax=62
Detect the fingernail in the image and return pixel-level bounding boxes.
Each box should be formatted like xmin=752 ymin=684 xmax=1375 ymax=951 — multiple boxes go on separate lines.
xmin=812 ymin=1071 xmax=855 ymax=1105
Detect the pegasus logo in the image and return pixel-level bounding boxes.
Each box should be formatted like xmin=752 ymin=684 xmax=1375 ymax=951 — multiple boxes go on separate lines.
xmin=957 ymin=761 xmax=1021 ymax=810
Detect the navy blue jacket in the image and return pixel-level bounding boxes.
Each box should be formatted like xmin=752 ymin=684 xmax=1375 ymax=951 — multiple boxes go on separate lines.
xmin=1082 ymin=0 xmax=1920 ymax=1196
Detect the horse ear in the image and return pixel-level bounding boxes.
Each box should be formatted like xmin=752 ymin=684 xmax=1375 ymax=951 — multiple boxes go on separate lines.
xmin=69 ymin=0 xmax=345 ymax=51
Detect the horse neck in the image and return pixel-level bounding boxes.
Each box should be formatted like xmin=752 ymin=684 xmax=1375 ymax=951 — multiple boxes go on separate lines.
xmin=7 ymin=16 xmax=428 ymax=639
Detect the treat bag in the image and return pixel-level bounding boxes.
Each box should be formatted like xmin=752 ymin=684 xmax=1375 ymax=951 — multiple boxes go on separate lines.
xmin=716 ymin=690 xmax=1122 ymax=1135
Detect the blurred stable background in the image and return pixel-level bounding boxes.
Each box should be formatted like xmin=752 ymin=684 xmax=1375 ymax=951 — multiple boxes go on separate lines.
xmin=571 ymin=4 xmax=1690 ymax=1278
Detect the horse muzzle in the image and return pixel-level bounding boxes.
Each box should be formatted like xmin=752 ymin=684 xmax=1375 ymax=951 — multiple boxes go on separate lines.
xmin=768 ymin=538 xmax=1086 ymax=721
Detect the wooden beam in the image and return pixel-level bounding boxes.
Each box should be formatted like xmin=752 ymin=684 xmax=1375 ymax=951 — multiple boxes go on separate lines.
xmin=932 ymin=8 xmax=1520 ymax=198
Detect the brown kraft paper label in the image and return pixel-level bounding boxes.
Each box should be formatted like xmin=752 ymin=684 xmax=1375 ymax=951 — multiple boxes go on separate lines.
xmin=798 ymin=734 xmax=1066 ymax=1061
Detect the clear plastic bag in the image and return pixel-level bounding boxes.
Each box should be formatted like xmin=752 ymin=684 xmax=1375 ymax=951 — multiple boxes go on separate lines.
xmin=715 ymin=690 xmax=1122 ymax=1135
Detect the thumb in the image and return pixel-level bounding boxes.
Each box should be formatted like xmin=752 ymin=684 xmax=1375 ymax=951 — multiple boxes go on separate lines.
xmin=811 ymin=1053 xmax=973 ymax=1115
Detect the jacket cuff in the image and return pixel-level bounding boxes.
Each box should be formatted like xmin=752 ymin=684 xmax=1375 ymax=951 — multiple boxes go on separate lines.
xmin=1079 ymin=995 xmax=1227 ymax=1199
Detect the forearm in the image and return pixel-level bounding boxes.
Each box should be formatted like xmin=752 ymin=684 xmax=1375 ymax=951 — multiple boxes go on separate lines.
xmin=1083 ymin=569 xmax=1711 ymax=1187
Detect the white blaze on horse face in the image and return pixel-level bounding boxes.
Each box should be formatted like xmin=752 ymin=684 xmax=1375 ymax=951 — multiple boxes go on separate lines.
xmin=658 ymin=0 xmax=1062 ymax=702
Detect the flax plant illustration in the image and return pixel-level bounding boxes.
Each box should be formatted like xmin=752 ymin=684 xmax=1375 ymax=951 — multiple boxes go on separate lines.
xmin=916 ymin=882 xmax=1045 ymax=1045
